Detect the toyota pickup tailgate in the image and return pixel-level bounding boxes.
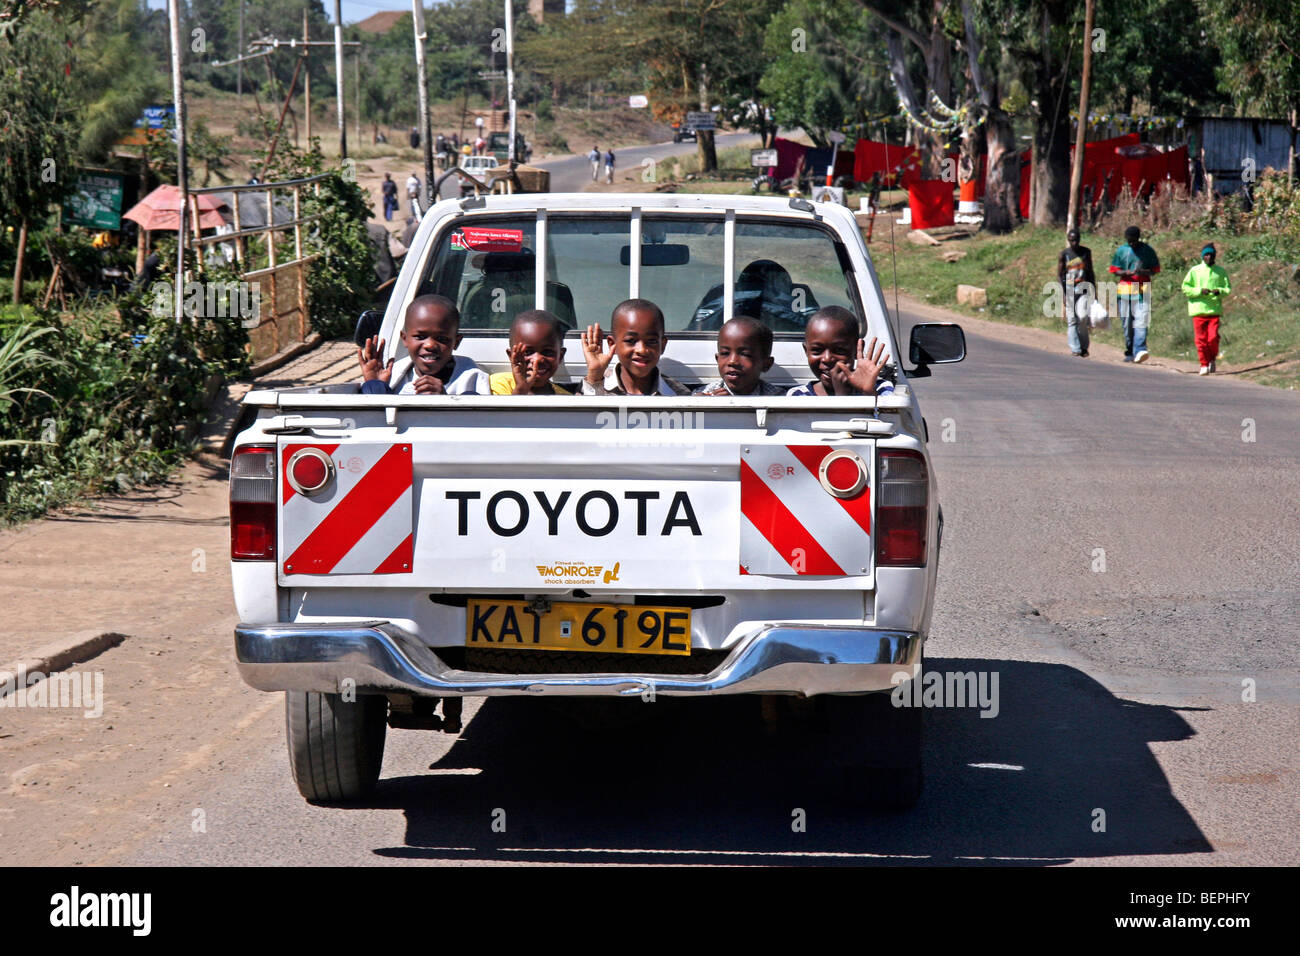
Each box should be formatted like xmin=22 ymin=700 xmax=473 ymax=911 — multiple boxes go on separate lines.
xmin=265 ymin=395 xmax=908 ymax=593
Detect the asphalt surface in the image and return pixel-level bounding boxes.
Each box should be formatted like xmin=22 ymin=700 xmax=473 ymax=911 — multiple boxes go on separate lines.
xmin=3 ymin=302 xmax=1296 ymax=867
xmin=535 ymin=131 xmax=763 ymax=192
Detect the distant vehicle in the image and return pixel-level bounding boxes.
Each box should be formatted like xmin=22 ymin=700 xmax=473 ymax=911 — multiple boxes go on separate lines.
xmin=457 ymin=155 xmax=501 ymax=197
xmin=672 ymin=124 xmax=697 ymax=143
xmin=487 ymin=131 xmax=531 ymax=164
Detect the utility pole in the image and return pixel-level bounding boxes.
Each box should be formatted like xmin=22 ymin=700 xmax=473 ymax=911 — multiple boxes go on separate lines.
xmin=412 ymin=0 xmax=435 ymax=203
xmin=1067 ymin=0 xmax=1096 ymax=232
xmin=237 ymin=0 xmax=244 ymax=100
xmin=355 ymin=51 xmax=362 ymax=147
xmin=303 ymin=9 xmax=311 ymax=145
xmin=333 ymin=0 xmax=347 ymax=158
xmin=504 ymin=0 xmax=516 ymax=166
xmin=167 ymin=0 xmax=187 ymax=324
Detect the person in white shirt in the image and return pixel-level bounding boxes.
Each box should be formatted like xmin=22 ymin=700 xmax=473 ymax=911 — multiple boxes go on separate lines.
xmin=588 ymin=146 xmax=601 ymax=181
xmin=357 ymin=294 xmax=489 ymax=395
xmin=405 ymin=172 xmax=421 ymax=215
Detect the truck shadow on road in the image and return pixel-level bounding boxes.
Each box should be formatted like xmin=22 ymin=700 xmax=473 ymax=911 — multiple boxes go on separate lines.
xmin=369 ymin=657 xmax=1212 ymax=865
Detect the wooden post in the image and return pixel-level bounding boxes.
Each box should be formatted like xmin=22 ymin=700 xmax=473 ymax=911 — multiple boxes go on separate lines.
xmin=267 ymin=188 xmax=278 ymax=353
xmin=11 ymin=218 xmax=28 ymax=305
xmin=303 ymin=9 xmax=312 ymax=146
xmin=137 ymin=152 xmax=149 ymax=276
xmin=232 ymin=192 xmax=243 ymax=265
xmin=333 ymin=0 xmax=347 ymax=159
xmin=190 ymin=193 xmax=205 ymax=269
xmin=412 ymin=0 xmax=435 ymax=205
xmin=293 ymin=184 xmax=305 ymax=341
xmin=1067 ymin=0 xmax=1096 ymax=232
xmin=168 ymin=0 xmax=188 ymax=324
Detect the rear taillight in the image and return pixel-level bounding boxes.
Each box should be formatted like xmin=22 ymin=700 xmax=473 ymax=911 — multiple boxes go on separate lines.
xmin=875 ymin=449 xmax=928 ymax=567
xmin=231 ymin=445 xmax=276 ymax=560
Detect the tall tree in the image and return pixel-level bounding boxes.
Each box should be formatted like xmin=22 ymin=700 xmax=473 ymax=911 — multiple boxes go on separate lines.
xmin=857 ymin=0 xmax=958 ymax=179
xmin=1204 ymin=0 xmax=1300 ymax=180
xmin=761 ymin=0 xmax=897 ymax=149
xmin=993 ymin=0 xmax=1073 ymax=225
xmin=523 ymin=0 xmax=782 ymax=172
xmin=0 ymin=9 xmax=81 ymax=302
xmin=959 ymin=0 xmax=1018 ymax=232
xmin=72 ymin=0 xmax=163 ymax=160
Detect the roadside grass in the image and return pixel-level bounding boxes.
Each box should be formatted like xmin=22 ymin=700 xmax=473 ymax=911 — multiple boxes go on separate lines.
xmin=873 ymin=219 xmax=1300 ymax=388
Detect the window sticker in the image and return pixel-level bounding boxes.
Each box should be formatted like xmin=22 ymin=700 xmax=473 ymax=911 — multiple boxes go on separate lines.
xmin=450 ymin=227 xmax=525 ymax=253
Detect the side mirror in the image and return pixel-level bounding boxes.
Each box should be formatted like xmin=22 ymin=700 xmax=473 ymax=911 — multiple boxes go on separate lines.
xmin=907 ymin=322 xmax=966 ymax=377
xmin=354 ymin=309 xmax=384 ymax=347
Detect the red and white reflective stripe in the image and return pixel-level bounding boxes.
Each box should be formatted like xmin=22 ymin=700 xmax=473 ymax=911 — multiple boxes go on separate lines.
xmin=739 ymin=444 xmax=871 ymax=576
xmin=279 ymin=443 xmax=413 ymax=575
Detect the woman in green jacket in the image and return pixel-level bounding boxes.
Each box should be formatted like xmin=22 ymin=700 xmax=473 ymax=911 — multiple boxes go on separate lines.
xmin=1181 ymin=244 xmax=1231 ymax=374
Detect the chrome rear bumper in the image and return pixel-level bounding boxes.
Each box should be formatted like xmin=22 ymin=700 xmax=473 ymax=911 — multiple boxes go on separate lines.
xmin=234 ymin=622 xmax=921 ymax=698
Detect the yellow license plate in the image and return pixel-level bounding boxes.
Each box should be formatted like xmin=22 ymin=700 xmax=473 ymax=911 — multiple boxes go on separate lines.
xmin=466 ymin=601 xmax=692 ymax=656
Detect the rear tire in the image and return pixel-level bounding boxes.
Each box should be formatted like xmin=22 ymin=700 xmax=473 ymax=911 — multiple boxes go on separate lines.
xmin=285 ymin=691 xmax=387 ymax=803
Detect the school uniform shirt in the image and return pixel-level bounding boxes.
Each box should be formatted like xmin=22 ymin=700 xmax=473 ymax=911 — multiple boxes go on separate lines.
xmin=787 ymin=375 xmax=895 ymax=397
xmin=488 ymin=372 xmax=573 ymax=395
xmin=693 ymin=378 xmax=788 ymax=396
xmin=579 ymin=361 xmax=691 ymax=396
xmin=360 ymin=354 xmax=489 ymax=395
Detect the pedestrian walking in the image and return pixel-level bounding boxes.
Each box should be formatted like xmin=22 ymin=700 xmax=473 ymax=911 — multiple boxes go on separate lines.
xmin=604 ymin=148 xmax=615 ymax=185
xmin=381 ymin=173 xmax=398 ymax=221
xmin=406 ymin=171 xmax=421 ymax=215
xmin=1181 ymin=243 xmax=1231 ymax=375
xmin=588 ymin=145 xmax=601 ymax=181
xmin=1058 ymin=227 xmax=1097 ymax=357
xmin=409 ymin=126 xmax=419 ymax=149
xmin=1109 ymin=225 xmax=1161 ymax=364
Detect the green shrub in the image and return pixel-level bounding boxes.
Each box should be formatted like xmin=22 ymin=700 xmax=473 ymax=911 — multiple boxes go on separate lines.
xmin=0 ymin=303 xmax=247 ymax=524
xmin=1248 ymin=171 xmax=1300 ymax=261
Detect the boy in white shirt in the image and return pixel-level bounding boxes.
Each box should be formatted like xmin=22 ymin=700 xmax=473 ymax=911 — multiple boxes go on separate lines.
xmin=357 ymin=294 xmax=489 ymax=395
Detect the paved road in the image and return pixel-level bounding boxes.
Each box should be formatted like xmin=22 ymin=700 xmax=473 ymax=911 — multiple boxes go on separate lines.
xmin=2 ymin=306 xmax=1296 ymax=866
xmin=535 ymin=131 xmax=764 ymax=192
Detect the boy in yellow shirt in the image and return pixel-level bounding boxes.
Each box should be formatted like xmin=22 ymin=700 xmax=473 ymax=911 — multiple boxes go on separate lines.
xmin=489 ymin=310 xmax=573 ymax=394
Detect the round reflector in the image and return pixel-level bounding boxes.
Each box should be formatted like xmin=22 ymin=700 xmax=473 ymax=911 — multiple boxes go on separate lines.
xmin=287 ymin=448 xmax=334 ymax=496
xmin=819 ymin=450 xmax=868 ymax=498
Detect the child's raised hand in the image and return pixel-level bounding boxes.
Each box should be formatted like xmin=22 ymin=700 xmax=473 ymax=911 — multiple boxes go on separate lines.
xmin=828 ymin=361 xmax=854 ymax=395
xmin=507 ymin=342 xmax=534 ymax=394
xmin=357 ymin=335 xmax=393 ymax=383
xmin=847 ymin=336 xmax=889 ymax=394
xmin=581 ymin=323 xmax=614 ymax=384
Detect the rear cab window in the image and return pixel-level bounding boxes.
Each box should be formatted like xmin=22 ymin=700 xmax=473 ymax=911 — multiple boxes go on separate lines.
xmin=404 ymin=205 xmax=877 ymax=388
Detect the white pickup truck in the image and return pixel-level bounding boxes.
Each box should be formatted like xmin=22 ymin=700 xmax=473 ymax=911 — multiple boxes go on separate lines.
xmin=229 ymin=193 xmax=964 ymax=809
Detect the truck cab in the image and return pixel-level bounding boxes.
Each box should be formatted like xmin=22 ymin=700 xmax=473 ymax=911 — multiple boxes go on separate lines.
xmin=487 ymin=130 xmax=530 ymax=164
xmin=229 ymin=193 xmax=964 ymax=808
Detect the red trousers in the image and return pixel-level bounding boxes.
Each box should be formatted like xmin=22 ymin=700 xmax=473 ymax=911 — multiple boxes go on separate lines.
xmin=1193 ymin=314 xmax=1220 ymax=366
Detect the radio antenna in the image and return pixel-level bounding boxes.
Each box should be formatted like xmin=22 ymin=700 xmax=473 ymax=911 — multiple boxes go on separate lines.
xmin=887 ymin=206 xmax=902 ymax=346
